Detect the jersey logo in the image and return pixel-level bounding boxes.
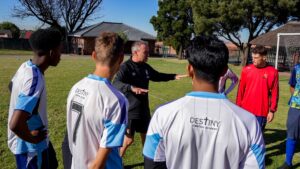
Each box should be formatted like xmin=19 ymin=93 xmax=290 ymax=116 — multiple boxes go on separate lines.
xmin=263 ymin=73 xmax=268 ymax=79
xmin=75 ymin=88 xmax=89 ymax=99
xmin=190 ymin=116 xmax=221 ymax=131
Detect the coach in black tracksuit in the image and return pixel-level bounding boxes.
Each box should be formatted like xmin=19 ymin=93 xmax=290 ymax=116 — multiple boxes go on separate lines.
xmin=113 ymin=41 xmax=184 ymax=157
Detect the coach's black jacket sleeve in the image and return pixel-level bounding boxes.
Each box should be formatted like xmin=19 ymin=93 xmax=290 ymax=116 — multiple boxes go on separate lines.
xmin=113 ymin=64 xmax=132 ymax=93
xmin=144 ymin=156 xmax=167 ymax=169
xmin=147 ymin=64 xmax=176 ymax=82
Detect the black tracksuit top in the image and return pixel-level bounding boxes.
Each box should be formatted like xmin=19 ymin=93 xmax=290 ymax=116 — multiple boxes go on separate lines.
xmin=112 ymin=58 xmax=176 ymax=120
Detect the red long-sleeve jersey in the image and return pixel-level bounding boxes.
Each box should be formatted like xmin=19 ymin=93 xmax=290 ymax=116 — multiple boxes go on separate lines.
xmin=236 ymin=64 xmax=279 ymax=117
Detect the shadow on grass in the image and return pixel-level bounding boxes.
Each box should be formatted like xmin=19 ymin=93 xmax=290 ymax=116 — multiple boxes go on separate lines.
xmin=264 ymin=128 xmax=300 ymax=167
xmin=124 ymin=162 xmax=144 ymax=169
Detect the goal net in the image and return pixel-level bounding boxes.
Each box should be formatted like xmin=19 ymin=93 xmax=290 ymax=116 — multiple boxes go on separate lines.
xmin=274 ymin=33 xmax=300 ymax=70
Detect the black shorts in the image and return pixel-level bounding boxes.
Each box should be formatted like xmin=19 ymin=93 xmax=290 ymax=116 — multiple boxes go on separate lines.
xmin=126 ymin=118 xmax=151 ymax=136
xmin=287 ymin=107 xmax=300 ymax=140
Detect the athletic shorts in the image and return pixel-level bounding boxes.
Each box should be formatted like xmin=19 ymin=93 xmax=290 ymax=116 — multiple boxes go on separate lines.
xmin=287 ymin=107 xmax=300 ymax=140
xmin=15 ymin=142 xmax=58 ymax=169
xmin=126 ymin=118 xmax=151 ymax=137
xmin=256 ymin=116 xmax=267 ymax=131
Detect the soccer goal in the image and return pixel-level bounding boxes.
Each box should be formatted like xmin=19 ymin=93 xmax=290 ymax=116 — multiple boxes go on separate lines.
xmin=275 ymin=33 xmax=300 ymax=70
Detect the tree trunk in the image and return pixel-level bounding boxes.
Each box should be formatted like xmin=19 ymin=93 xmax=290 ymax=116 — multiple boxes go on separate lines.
xmin=241 ymin=44 xmax=251 ymax=66
xmin=177 ymin=45 xmax=183 ymax=59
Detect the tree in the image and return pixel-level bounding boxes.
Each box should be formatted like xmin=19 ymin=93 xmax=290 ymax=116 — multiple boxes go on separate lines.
xmin=151 ymin=0 xmax=194 ymax=59
xmin=13 ymin=0 xmax=103 ymax=34
xmin=117 ymin=31 xmax=128 ymax=43
xmin=0 ymin=22 xmax=20 ymax=38
xmin=190 ymin=0 xmax=299 ymax=65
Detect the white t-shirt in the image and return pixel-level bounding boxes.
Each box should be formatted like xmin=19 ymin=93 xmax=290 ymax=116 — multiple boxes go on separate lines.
xmin=67 ymin=74 xmax=128 ymax=169
xmin=8 ymin=60 xmax=48 ymax=154
xmin=143 ymin=92 xmax=265 ymax=169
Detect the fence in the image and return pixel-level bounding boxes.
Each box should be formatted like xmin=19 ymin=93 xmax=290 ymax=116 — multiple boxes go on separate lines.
xmin=0 ymin=38 xmax=31 ymax=50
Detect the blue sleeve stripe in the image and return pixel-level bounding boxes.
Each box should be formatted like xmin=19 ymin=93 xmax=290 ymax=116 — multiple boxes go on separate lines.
xmin=143 ymin=133 xmax=162 ymax=159
xmin=105 ymin=82 xmax=127 ymax=124
xmin=28 ymin=67 xmax=39 ymax=96
xmin=15 ymin=93 xmax=38 ymax=114
xmin=104 ymin=120 xmax=126 ymax=147
xmin=251 ymin=144 xmax=265 ymax=169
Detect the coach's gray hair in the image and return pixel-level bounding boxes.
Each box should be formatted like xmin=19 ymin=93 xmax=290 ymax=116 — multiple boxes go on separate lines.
xmin=131 ymin=41 xmax=148 ymax=53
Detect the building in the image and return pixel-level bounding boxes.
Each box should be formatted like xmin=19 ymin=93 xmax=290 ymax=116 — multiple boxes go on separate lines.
xmin=69 ymin=22 xmax=156 ymax=55
xmin=19 ymin=30 xmax=33 ymax=39
xmin=0 ymin=30 xmax=12 ymax=38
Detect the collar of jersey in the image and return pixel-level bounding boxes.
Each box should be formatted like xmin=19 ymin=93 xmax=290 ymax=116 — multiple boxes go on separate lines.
xmin=87 ymin=74 xmax=110 ymax=83
xmin=186 ymin=91 xmax=226 ymax=99
xmin=27 ymin=60 xmax=38 ymax=68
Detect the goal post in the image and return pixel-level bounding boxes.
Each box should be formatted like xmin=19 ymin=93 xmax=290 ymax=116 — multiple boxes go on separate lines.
xmin=275 ymin=33 xmax=300 ymax=69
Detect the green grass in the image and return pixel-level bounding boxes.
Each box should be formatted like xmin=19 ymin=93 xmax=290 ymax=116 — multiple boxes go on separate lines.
xmin=0 ymin=55 xmax=299 ymax=169
xmin=0 ymin=49 xmax=33 ymax=55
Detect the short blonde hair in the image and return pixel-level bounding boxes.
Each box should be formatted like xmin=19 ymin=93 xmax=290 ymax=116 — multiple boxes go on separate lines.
xmin=94 ymin=32 xmax=124 ymax=66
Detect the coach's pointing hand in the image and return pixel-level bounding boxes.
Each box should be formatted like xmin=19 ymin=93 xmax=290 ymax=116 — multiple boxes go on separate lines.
xmin=131 ymin=86 xmax=149 ymax=95
xmin=175 ymin=74 xmax=188 ymax=80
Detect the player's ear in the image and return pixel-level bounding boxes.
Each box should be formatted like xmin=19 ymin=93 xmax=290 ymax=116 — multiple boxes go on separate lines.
xmin=263 ymin=55 xmax=267 ymax=62
xmin=92 ymin=51 xmax=97 ymax=61
xmin=187 ymin=64 xmax=194 ymax=78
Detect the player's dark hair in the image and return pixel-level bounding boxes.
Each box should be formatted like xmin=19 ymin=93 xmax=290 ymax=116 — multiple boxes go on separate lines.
xmin=186 ymin=36 xmax=229 ymax=84
xmin=29 ymin=28 xmax=62 ymax=56
xmin=252 ymin=45 xmax=268 ymax=56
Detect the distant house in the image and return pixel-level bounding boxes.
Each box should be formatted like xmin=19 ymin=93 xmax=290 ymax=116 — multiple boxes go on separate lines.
xmin=19 ymin=30 xmax=33 ymax=39
xmin=154 ymin=41 xmax=177 ymax=57
xmin=0 ymin=30 xmax=12 ymax=38
xmin=69 ymin=22 xmax=156 ymax=55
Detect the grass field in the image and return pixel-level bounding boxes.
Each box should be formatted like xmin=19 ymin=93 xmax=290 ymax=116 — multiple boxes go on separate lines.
xmin=0 ymin=54 xmax=299 ymax=169
xmin=0 ymin=49 xmax=33 ymax=55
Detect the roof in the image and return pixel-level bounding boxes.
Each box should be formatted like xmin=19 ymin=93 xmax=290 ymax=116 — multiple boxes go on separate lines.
xmin=250 ymin=21 xmax=300 ymax=47
xmin=69 ymin=22 xmax=156 ymax=41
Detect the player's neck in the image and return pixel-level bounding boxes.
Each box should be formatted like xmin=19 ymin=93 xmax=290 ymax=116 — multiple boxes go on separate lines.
xmin=192 ymin=79 xmax=218 ymax=93
xmin=31 ymin=57 xmax=48 ymax=73
xmin=93 ymin=64 xmax=114 ymax=81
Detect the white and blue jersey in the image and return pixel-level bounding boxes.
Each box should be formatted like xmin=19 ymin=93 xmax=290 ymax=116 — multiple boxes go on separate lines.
xmin=67 ymin=74 xmax=128 ymax=169
xmin=143 ymin=92 xmax=265 ymax=169
xmin=8 ymin=60 xmax=48 ymax=155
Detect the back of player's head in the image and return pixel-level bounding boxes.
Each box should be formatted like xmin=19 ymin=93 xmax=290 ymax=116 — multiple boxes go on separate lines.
xmin=252 ymin=45 xmax=267 ymax=56
xmin=94 ymin=32 xmax=124 ymax=66
xmin=29 ymin=28 xmax=62 ymax=56
xmin=186 ymin=36 xmax=228 ymax=84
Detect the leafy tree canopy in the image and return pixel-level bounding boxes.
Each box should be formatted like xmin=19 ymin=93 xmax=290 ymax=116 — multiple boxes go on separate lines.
xmin=0 ymin=21 xmax=20 ymax=38
xmin=190 ymin=0 xmax=299 ymax=65
xmin=151 ymin=0 xmax=194 ymax=58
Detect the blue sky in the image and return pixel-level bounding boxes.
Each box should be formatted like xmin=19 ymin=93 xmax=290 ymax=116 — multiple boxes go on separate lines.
xmin=0 ymin=0 xmax=251 ymax=42
xmin=0 ymin=0 xmax=158 ymax=36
